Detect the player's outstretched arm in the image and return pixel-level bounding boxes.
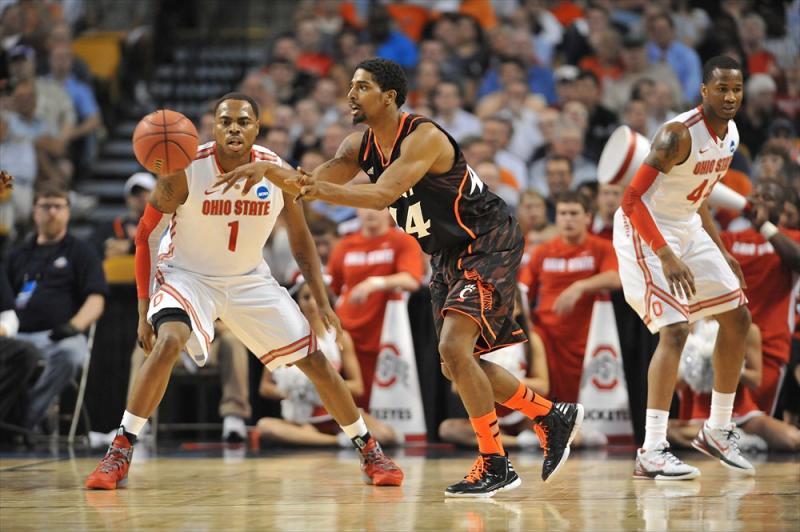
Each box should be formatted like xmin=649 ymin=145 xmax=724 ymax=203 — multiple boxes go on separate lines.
xmin=621 ymin=123 xmax=695 ymax=298
xmin=306 ymin=132 xmax=363 ymax=184
xmin=295 ymin=123 xmax=446 ymax=209
xmin=281 ymin=191 xmax=344 ymax=344
xmin=134 ymin=171 xmax=188 ymax=353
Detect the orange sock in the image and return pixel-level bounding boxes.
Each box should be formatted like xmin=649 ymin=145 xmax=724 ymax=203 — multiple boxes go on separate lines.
xmin=501 ymin=382 xmax=553 ymax=420
xmin=470 ymin=410 xmax=504 ymax=456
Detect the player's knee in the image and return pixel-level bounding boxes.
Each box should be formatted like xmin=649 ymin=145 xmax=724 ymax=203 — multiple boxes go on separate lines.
xmin=725 ymin=305 xmax=752 ymax=332
xmin=440 ymin=360 xmax=453 ymax=381
xmin=151 ymin=334 xmax=183 ymax=364
xmin=660 ymin=322 xmax=690 ymax=354
xmin=256 ymin=418 xmax=279 ymax=439
xmin=438 ymin=340 xmax=471 ymax=372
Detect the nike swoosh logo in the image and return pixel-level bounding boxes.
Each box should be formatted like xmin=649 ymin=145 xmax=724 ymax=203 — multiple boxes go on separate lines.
xmin=204 ymin=187 xmax=224 ymax=195
xmin=699 ymin=147 xmax=711 ymax=154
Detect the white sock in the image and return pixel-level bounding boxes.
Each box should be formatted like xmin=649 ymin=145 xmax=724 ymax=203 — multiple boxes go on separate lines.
xmin=340 ymin=416 xmax=369 ymax=440
xmin=707 ymin=390 xmax=735 ymax=430
xmin=642 ymin=409 xmax=669 ymax=451
xmin=120 ymin=410 xmax=148 ymax=436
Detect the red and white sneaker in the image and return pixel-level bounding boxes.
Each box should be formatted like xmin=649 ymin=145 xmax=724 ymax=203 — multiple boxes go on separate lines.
xmin=85 ymin=434 xmax=134 ymax=490
xmin=359 ymin=438 xmax=404 ymax=486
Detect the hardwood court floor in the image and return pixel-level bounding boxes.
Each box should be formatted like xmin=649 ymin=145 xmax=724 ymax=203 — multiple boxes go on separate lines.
xmin=1 ymin=447 xmax=798 ymax=531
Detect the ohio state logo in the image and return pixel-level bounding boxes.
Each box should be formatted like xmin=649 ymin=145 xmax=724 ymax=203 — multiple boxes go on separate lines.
xmin=580 ymin=344 xmax=620 ymax=390
xmin=374 ymin=344 xmax=410 ymax=388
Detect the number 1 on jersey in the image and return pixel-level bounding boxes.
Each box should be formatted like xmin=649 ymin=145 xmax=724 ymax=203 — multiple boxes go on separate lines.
xmin=227 ymin=220 xmax=239 ymax=252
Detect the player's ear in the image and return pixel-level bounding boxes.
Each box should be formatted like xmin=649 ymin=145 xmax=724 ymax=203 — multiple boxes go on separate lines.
xmin=385 ymin=89 xmax=397 ymax=107
xmin=700 ymin=83 xmax=707 ymax=100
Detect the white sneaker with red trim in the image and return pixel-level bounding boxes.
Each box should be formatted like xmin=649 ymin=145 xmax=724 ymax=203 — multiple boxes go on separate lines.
xmin=692 ymin=423 xmax=755 ymax=475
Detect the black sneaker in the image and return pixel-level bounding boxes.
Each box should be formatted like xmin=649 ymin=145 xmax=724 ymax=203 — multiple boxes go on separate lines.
xmin=445 ymin=453 xmax=522 ymax=498
xmin=534 ymin=402 xmax=584 ymax=482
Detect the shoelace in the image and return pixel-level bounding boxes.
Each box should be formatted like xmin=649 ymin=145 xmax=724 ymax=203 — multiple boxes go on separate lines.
xmin=658 ymin=449 xmax=685 ymax=466
xmin=98 ymin=447 xmax=131 ymax=474
xmin=534 ymin=424 xmax=549 ymax=458
xmin=721 ymin=427 xmax=742 ymax=452
xmin=363 ymin=446 xmax=398 ymax=470
xmin=464 ymin=456 xmax=488 ymax=483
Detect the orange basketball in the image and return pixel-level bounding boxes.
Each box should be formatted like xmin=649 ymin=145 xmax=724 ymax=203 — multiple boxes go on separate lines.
xmin=132 ymin=109 xmax=199 ymax=175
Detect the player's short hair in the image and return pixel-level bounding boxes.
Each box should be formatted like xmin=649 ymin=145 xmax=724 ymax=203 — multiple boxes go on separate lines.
xmin=214 ymin=92 xmax=261 ymax=120
xmin=552 ymin=190 xmax=591 ymax=213
xmin=702 ymin=56 xmax=742 ymax=84
xmin=355 ymin=58 xmax=408 ymax=107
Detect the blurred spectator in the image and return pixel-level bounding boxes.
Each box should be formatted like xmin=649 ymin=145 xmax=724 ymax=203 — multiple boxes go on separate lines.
xmin=366 ymin=5 xmax=418 ymax=69
xmin=385 ymin=1 xmax=430 ymax=42
xmin=417 ymin=38 xmax=459 ymax=81
xmin=775 ymin=57 xmax=799 ymax=120
xmin=480 ymin=115 xmax=528 ymax=189
xmin=262 ymin=125 xmax=292 ymax=164
xmin=476 ymin=79 xmax=544 ymax=163
xmin=451 ymin=14 xmax=490 ymax=82
xmin=553 ymin=63 xmax=579 ymax=106
xmin=558 ymin=2 xmax=613 ymax=66
xmin=40 ymin=20 xmax=92 ymax=82
xmin=753 ymin=141 xmax=794 ymax=184
xmin=461 ymin=136 xmax=518 ymax=193
xmin=516 ymin=189 xmax=557 ymax=267
xmin=527 ymin=106 xmax=559 ymax=165
xmin=197 ymin=111 xmax=215 ymax=144
xmin=529 ymin=122 xmax=596 ymax=194
xmin=603 ymin=35 xmax=682 ymax=114
xmin=644 ymin=81 xmax=678 ymax=139
xmin=295 ymin=17 xmax=333 ymax=77
xmin=645 ymin=10 xmax=702 ymax=104
xmin=265 ymin=57 xmax=314 ymax=106
xmin=591 ymin=182 xmax=623 ymax=240
xmin=289 ymin=98 xmax=323 ymax=162
xmin=406 ymin=59 xmax=440 ymax=110
xmin=478 ymin=53 xmax=556 ymax=107
xmin=540 ymin=154 xmax=573 ymax=221
xmin=669 ymin=1 xmax=711 ymax=49
xmin=7 ymin=45 xmax=75 ymax=148
xmin=562 ymin=100 xmax=588 ymax=133
xmin=574 ymin=70 xmax=618 ymax=161
xmin=48 ymin=44 xmax=101 ymax=171
xmin=622 ymin=98 xmax=649 ymax=137
xmin=432 ymin=80 xmax=481 ymax=143
xmin=519 ymin=190 xmax=620 ymax=403
xmin=737 ymin=73 xmax=784 ymax=157
xmin=312 ymin=77 xmax=341 ymax=130
xmin=6 ymin=185 xmax=106 ymax=430
xmin=766 ymin=119 xmax=799 ymax=169
xmin=319 ymin=123 xmax=350 ymax=161
xmin=514 ymin=0 xmax=563 ymax=67
xmin=578 ymin=29 xmax=623 ymax=85
xmin=239 ymin=71 xmax=278 ymax=126
xmin=327 ymin=208 xmax=423 ymax=409
xmin=740 ymin=12 xmax=779 ymax=78
xmin=474 ymin=160 xmax=517 ymax=209
xmin=89 ymin=172 xmax=155 ymax=260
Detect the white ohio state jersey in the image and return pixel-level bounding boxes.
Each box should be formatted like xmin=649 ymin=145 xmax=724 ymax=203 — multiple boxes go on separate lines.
xmin=642 ymin=106 xmax=738 ymax=224
xmin=157 ymin=142 xmax=285 ymax=276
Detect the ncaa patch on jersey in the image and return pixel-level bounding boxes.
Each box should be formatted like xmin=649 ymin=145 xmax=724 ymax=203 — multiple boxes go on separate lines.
xmin=256 ymin=186 xmax=270 ymax=200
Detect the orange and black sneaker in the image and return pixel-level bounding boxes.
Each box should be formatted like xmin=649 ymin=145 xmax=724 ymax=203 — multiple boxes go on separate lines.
xmin=445 ymin=454 xmax=521 ymax=498
xmin=85 ymin=433 xmax=134 ymax=490
xmin=534 ymin=402 xmax=584 ymax=482
xmin=359 ymin=437 xmax=404 ymax=486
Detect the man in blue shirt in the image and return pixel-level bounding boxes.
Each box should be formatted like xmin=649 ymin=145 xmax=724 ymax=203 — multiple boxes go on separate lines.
xmin=645 ymin=11 xmax=701 ymax=104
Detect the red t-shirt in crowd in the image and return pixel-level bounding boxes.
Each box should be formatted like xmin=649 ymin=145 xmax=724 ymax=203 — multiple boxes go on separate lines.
xmin=327 ymin=228 xmax=424 ymax=354
xmin=721 ymin=227 xmax=800 ymax=364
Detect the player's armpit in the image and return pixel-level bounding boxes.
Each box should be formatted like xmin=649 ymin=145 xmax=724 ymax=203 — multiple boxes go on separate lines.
xmin=311 ymin=132 xmax=363 ymax=185
xmin=150 ymin=171 xmax=189 ymax=213
xmin=643 ymin=122 xmax=691 ymax=174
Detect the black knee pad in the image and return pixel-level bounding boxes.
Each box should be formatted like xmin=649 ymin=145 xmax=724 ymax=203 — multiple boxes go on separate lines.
xmin=151 ymin=308 xmax=192 ymax=336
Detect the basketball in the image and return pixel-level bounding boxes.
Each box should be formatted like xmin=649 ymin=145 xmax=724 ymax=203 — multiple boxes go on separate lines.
xmin=132 ymin=109 xmax=199 ymax=175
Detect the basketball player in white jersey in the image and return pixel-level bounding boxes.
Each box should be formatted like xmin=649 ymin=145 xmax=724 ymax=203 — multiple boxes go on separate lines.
xmin=613 ymin=56 xmax=754 ymax=479
xmin=85 ymin=93 xmax=403 ymax=490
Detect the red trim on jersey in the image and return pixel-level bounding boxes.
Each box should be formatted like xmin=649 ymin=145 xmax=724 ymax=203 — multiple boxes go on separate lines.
xmin=683 ymin=112 xmax=702 ymax=127
xmin=134 ymin=204 xmax=165 ymax=298
xmin=375 ymin=112 xmax=409 ymax=167
xmin=156 ymin=214 xmax=177 ymax=263
xmin=454 ymin=168 xmax=478 ymax=239
xmin=621 ymin=163 xmax=667 ymax=251
xmin=308 ymin=331 xmax=318 ymax=355
xmin=631 ymin=231 xmax=688 ymax=323
xmin=159 ymin=282 xmax=212 ymax=353
xmin=686 ymin=289 xmax=744 ymax=312
xmin=195 ymin=147 xmax=214 ymax=161
xmin=259 ymin=334 xmax=311 ymax=365
xmin=212 ymin=144 xmax=224 ymax=174
xmin=362 ymin=130 xmax=373 ymax=162
xmin=697 ymin=105 xmax=719 ymax=142
xmin=407 ymin=115 xmax=424 ymax=130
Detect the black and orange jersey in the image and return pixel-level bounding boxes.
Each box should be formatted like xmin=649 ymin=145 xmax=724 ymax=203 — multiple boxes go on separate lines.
xmin=357 ymin=112 xmax=508 ymax=254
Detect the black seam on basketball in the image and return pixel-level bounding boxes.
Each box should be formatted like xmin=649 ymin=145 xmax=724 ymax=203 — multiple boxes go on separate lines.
xmin=133 ymin=131 xmax=198 ymax=139
xmin=167 ymin=140 xmax=193 ymax=161
xmin=161 ymin=110 xmax=170 ymax=173
xmin=145 ymin=114 xmax=186 ymax=127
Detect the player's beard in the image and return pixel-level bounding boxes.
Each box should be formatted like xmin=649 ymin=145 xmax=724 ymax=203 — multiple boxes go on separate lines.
xmin=352 ymin=110 xmax=367 ymax=125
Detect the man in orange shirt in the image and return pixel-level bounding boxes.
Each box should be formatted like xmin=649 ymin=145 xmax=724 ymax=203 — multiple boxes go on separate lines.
xmin=720 ymin=180 xmax=800 ymax=415
xmin=328 ymin=208 xmax=424 ymax=408
xmin=520 ymin=191 xmax=621 ymax=402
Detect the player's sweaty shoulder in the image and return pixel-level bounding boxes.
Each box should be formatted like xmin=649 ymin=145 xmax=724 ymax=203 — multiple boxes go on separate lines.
xmin=644 ymin=122 xmax=691 ymax=174
xmin=150 ymin=170 xmax=189 ymax=213
xmin=403 ymin=122 xmax=453 ymax=172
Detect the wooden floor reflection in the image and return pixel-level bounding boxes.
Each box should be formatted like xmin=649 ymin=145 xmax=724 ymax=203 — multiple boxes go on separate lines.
xmin=1 ymin=448 xmax=798 ymax=531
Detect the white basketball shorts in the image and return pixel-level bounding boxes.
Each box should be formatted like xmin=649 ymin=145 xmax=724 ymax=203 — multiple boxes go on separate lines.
xmin=148 ymin=262 xmax=316 ymax=369
xmin=613 ymin=208 xmax=746 ymax=334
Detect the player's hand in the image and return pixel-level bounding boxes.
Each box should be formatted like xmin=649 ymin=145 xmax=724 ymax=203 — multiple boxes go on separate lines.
xmin=291 ymin=170 xmax=318 ymax=201
xmin=292 ymin=166 xmax=313 ymax=203
xmin=657 ymin=248 xmax=695 ymax=299
xmin=137 ymin=315 xmax=156 ymax=355
xmin=723 ymin=251 xmax=747 ymax=289
xmin=319 ymin=304 xmax=344 ymax=349
xmin=552 ymin=282 xmax=584 ymax=315
xmin=215 ymin=161 xmax=272 ymax=195
xmin=0 ymin=170 xmax=13 ymax=192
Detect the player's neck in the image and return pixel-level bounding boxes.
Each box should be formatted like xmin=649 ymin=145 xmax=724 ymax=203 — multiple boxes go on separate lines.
xmin=369 ymin=109 xmax=405 ymax=148
xmin=700 ymin=104 xmax=729 ymax=139
xmin=218 ymin=152 xmax=252 ymax=174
